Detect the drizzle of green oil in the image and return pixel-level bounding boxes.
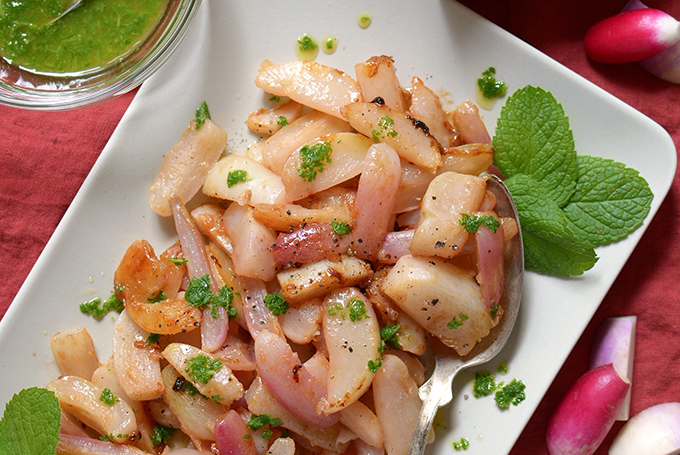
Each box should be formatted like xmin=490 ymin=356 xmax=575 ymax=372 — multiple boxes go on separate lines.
xmin=357 ymin=12 xmax=372 ymax=28
xmin=295 ymin=33 xmax=319 ymax=61
xmin=321 ymin=34 xmax=338 ymax=54
xmin=0 ymin=0 xmax=168 ymax=74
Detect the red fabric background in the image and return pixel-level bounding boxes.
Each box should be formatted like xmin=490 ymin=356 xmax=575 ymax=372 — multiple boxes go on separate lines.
xmin=0 ymin=1 xmax=679 ymax=453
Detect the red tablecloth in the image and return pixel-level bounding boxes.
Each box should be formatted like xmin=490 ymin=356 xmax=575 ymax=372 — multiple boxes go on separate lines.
xmin=1 ymin=1 xmax=678 ymax=453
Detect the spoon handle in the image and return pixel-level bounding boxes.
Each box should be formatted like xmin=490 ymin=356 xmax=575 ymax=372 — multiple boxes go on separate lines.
xmin=408 ymin=361 xmax=462 ymax=455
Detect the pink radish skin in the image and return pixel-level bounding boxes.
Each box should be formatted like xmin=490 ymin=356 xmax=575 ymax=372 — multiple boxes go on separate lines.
xmin=609 ymin=402 xmax=680 ymax=455
xmin=584 ymin=8 xmax=680 ymax=63
xmin=589 ymin=316 xmax=636 ymax=421
xmin=546 ymin=363 xmax=631 ymax=455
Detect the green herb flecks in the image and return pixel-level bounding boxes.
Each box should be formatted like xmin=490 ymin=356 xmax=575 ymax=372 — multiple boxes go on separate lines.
xmin=368 ymin=358 xmax=382 ymax=373
xmin=227 ymin=169 xmax=251 ymax=188
xmin=330 ymin=220 xmax=353 ymax=236
xmin=298 ymin=34 xmax=317 ymax=51
xmin=473 ymin=372 xmax=497 ymax=398
xmin=447 ymin=313 xmax=468 ymax=330
xmin=247 ymin=414 xmax=283 ymax=431
xmin=495 ymin=378 xmax=526 ymax=408
xmin=168 ymin=257 xmax=188 ymax=266
xmin=151 ymin=425 xmax=176 ymax=448
xmin=347 ymin=297 xmax=369 ymax=322
xmin=490 ymin=304 xmax=500 ymax=318
xmin=298 ymin=141 xmax=332 ymax=182
xmin=477 ymin=66 xmax=507 ymax=99
xmin=185 ymin=354 xmax=223 ymax=384
xmin=459 ymin=213 xmax=501 ymax=233
xmin=371 ymin=114 xmax=398 ymax=142
xmin=380 ymin=324 xmax=402 ymax=353
xmin=493 ymin=85 xmax=652 ymax=276
xmin=99 ymin=388 xmax=118 ymax=406
xmin=147 ymin=290 xmax=167 ymax=303
xmin=195 ymin=101 xmax=211 ymax=129
xmin=80 ymin=291 xmax=124 ymax=319
xmin=269 ymin=95 xmax=281 ymax=102
xmin=0 ymin=388 xmax=61 ymax=453
xmin=277 ymin=116 xmax=288 ymax=127
xmin=146 ymin=333 xmax=161 ymax=345
xmin=453 ymin=437 xmax=470 ymax=451
xmin=264 ymin=293 xmax=289 ymax=316
xmin=185 ymin=275 xmax=236 ymax=319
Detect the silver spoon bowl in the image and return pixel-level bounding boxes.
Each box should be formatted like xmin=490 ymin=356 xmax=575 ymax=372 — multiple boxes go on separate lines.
xmin=408 ymin=174 xmax=524 ymax=455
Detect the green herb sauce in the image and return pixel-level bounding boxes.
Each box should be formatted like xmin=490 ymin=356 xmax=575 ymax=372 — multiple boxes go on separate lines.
xmin=0 ymin=0 xmax=169 ymax=74
xmin=321 ymin=34 xmax=338 ymax=54
xmin=295 ymin=33 xmax=318 ymax=61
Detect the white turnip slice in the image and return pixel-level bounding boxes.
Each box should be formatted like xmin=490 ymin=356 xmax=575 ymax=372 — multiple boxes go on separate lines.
xmin=609 ymin=402 xmax=680 ymax=455
xmin=589 ymin=315 xmax=637 ymax=420
xmin=354 ymin=55 xmax=406 ymax=111
xmin=546 ymin=363 xmax=630 ymax=455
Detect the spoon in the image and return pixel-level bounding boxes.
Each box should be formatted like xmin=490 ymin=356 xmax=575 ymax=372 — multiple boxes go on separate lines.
xmin=408 ymin=174 xmax=524 ymax=455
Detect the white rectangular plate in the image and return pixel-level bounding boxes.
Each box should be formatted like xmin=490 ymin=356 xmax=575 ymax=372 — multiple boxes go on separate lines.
xmin=0 ymin=1 xmax=675 ymax=453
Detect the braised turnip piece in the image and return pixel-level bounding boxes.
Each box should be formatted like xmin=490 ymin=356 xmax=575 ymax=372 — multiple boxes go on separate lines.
xmin=92 ymin=358 xmax=156 ymax=452
xmin=381 ymin=255 xmax=491 ymax=356
xmin=144 ymin=398 xmax=181 ymax=428
xmin=391 ymin=311 xmax=428 ymax=356
xmin=150 ymin=118 xmax=227 ymax=217
xmin=50 ymin=327 xmax=100 ymax=379
xmin=245 ymin=377 xmax=344 ymax=451
xmin=372 ymin=354 xmax=422 ymax=455
xmin=222 ymin=203 xmax=278 ymax=282
xmin=112 ymin=311 xmax=164 ymax=402
xmin=205 ymin=242 xmax=246 ymax=325
xmin=163 ymin=343 xmax=244 ymax=406
xmin=273 ymin=222 xmax=351 ymax=265
xmin=277 ymin=255 xmax=373 ymax=305
xmin=237 ymin=276 xmax=284 ymax=339
xmin=355 ymin=55 xmax=406 ymax=111
xmin=393 ymin=160 xmax=435 ymax=214
xmin=281 ymin=132 xmax=373 ymax=201
xmin=114 ymin=240 xmax=202 ymax=335
xmin=409 ymin=76 xmax=460 ymax=148
xmin=350 ymin=143 xmax=401 ymax=261
xmin=247 ymin=99 xmax=304 ymax=136
xmin=254 ymin=330 xmax=339 ymax=428
xmin=161 ymin=365 xmax=226 ymax=441
xmin=340 ymin=400 xmax=384 ymax=449
xmin=279 ymin=298 xmax=323 ymax=344
xmin=389 ymin=350 xmax=427 ymax=386
xmin=255 ymin=59 xmax=362 ymax=119
xmin=46 ymin=375 xmax=138 ymax=444
xmin=340 ymin=101 xmax=443 ymax=170
xmin=376 ymin=229 xmax=414 ymax=264
xmin=318 ymin=288 xmax=381 ymax=414
xmin=451 ymin=100 xmax=492 ymax=145
xmin=56 ymin=435 xmax=149 ymax=455
xmin=410 ymin=171 xmax=487 ymax=259
xmin=214 ymin=410 xmax=257 ymax=455
xmin=439 ymin=143 xmax=494 ymax=176
xmin=253 ymin=202 xmax=353 ymax=232
xmin=191 ymin=204 xmax=233 ymax=255
xmin=203 ymin=154 xmax=287 ymax=205
xmin=267 ymin=437 xmax=296 ymax=455
xmin=473 ymin=211 xmax=506 ymax=312
xmin=213 ymin=330 xmax=257 ymax=371
xmin=248 ymin=110 xmax=353 ymax=172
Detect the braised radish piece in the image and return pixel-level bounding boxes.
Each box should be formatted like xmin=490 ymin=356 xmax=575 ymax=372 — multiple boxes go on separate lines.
xmin=273 ymin=222 xmax=350 ymax=265
xmin=46 ymin=376 xmax=138 ymax=444
xmin=50 ymin=327 xmax=100 ymax=379
xmin=203 ymin=154 xmax=287 ymax=205
xmin=439 ymin=143 xmax=495 ymax=176
xmin=149 ymin=118 xmax=227 ymax=217
xmin=590 ymin=316 xmax=637 ymax=420
xmin=252 ymin=201 xmax=353 ymax=232
xmin=255 ymin=59 xmax=362 ymax=118
xmin=409 ymin=76 xmax=460 ymax=148
xmin=56 ymin=435 xmax=149 ymax=454
xmin=247 ymin=99 xmax=303 ymax=136
xmin=451 ymin=100 xmax=492 ymax=145
xmin=609 ymin=402 xmax=680 ymax=455
xmin=191 ymin=203 xmax=233 ymax=255
xmin=584 ymin=8 xmax=680 ymax=63
xmin=393 ymin=159 xmax=435 ymax=214
xmin=341 ymin=101 xmax=443 ymax=169
xmin=318 ymin=288 xmax=381 ymax=414
xmin=279 ymin=298 xmax=322 ymax=344
xmin=546 ymin=363 xmax=630 ymax=455
xmin=354 ymin=55 xmax=406 ymax=111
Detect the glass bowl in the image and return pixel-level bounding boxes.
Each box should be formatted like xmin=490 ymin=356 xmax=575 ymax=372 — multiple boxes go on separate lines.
xmin=0 ymin=0 xmax=201 ymax=110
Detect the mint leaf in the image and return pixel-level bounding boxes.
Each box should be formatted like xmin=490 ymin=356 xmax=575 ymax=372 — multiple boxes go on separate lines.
xmin=506 ymin=175 xmax=598 ymax=276
xmin=493 ymin=86 xmax=578 ymax=206
xmin=563 ymin=155 xmax=653 ymax=246
xmin=0 ymin=388 xmax=61 ymax=454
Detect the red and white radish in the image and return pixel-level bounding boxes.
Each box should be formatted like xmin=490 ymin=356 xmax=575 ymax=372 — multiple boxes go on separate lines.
xmin=546 ymin=363 xmax=630 ymax=455
xmin=609 ymin=402 xmax=680 ymax=455
xmin=584 ymin=8 xmax=680 ymax=63
xmin=589 ymin=316 xmax=636 ymax=420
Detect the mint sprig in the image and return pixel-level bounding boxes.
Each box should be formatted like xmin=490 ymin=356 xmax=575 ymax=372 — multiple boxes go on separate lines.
xmin=0 ymin=387 xmax=61 ymax=454
xmin=494 ymin=86 xmax=653 ymax=276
